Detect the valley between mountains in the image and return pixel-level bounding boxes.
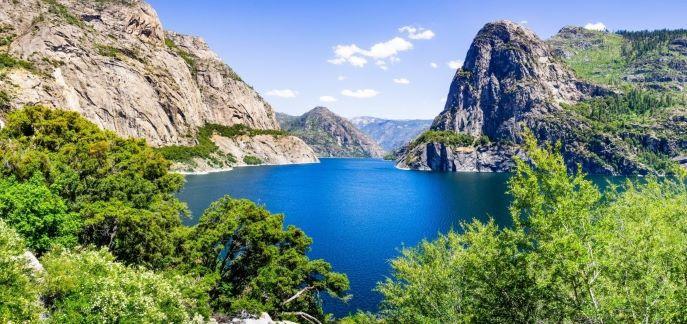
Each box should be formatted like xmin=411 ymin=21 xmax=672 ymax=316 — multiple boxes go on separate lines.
xmin=0 ymin=1 xmax=685 ymax=175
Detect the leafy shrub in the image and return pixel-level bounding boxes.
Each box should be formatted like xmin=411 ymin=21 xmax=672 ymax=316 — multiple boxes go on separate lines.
xmin=41 ymin=248 xmax=210 ymax=322
xmin=0 ymin=220 xmax=42 ymax=322
xmin=0 ymin=176 xmax=81 ymax=254
xmin=243 ymin=155 xmax=262 ymax=165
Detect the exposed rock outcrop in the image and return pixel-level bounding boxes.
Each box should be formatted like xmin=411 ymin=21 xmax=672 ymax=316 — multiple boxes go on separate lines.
xmin=278 ymin=107 xmax=385 ymax=158
xmin=0 ymin=0 xmax=315 ymax=170
xmin=399 ymin=20 xmax=659 ymax=175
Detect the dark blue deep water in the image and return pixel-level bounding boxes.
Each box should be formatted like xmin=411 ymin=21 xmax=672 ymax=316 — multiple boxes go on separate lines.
xmin=178 ymin=158 xmax=513 ymax=316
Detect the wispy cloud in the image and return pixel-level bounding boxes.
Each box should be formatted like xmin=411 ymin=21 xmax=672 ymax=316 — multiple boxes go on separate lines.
xmin=393 ymin=78 xmax=410 ymax=84
xmin=266 ymin=89 xmax=298 ymax=98
xmin=430 ymin=62 xmax=438 ymax=68
xmin=337 ymin=75 xmax=347 ymax=81
xmin=320 ymin=96 xmax=337 ymax=102
xmin=584 ymin=22 xmax=607 ymax=31
xmin=329 ymin=37 xmax=413 ymax=68
xmin=447 ymin=60 xmax=463 ymax=69
xmin=399 ymin=26 xmax=435 ymax=40
xmin=341 ymin=89 xmax=379 ymax=98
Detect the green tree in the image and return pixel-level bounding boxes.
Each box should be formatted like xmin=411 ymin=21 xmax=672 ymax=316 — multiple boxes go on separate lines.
xmin=0 ymin=106 xmax=187 ymax=267
xmin=0 ymin=220 xmax=43 ymax=322
xmin=41 ymin=247 xmax=211 ymax=323
xmin=183 ymin=196 xmax=349 ymax=321
xmin=0 ymin=175 xmax=80 ymax=254
xmin=376 ymin=131 xmax=687 ymax=322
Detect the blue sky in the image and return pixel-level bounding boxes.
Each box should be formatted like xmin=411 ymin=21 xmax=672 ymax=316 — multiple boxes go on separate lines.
xmin=148 ymin=0 xmax=687 ymax=119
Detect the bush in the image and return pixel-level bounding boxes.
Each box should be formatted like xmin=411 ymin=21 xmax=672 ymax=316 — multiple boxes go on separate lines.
xmin=0 ymin=220 xmax=42 ymax=322
xmin=41 ymin=248 xmax=210 ymax=322
xmin=0 ymin=175 xmax=80 ymax=254
xmin=243 ymin=155 xmax=262 ymax=165
xmin=0 ymin=52 xmax=34 ymax=70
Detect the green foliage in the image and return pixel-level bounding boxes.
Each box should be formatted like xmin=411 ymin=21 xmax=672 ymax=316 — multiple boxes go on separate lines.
xmin=183 ymin=197 xmax=349 ymax=320
xmin=564 ymin=33 xmax=627 ymax=86
xmin=0 ymin=175 xmax=80 ymax=254
xmin=0 ymin=52 xmax=34 ymax=71
xmin=0 ymin=106 xmax=186 ymax=267
xmin=0 ymin=106 xmax=347 ymax=320
xmin=377 ymin=131 xmax=687 ymax=322
xmin=44 ymin=0 xmax=83 ymax=27
xmin=412 ymin=130 xmax=476 ymax=147
xmin=563 ymin=88 xmax=680 ymax=123
xmin=0 ymin=90 xmax=10 ymax=110
xmin=41 ymin=248 xmax=210 ymax=322
xmin=243 ymin=155 xmax=262 ymax=165
xmin=618 ymin=29 xmax=687 ymax=60
xmin=158 ymin=123 xmax=285 ymax=164
xmin=0 ymin=220 xmax=42 ymax=322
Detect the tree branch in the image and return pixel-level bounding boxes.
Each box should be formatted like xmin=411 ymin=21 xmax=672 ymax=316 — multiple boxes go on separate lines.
xmin=282 ymin=286 xmax=314 ymax=305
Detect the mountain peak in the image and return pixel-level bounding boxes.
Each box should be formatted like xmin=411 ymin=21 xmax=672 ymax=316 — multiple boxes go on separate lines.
xmin=433 ymin=20 xmax=598 ymax=141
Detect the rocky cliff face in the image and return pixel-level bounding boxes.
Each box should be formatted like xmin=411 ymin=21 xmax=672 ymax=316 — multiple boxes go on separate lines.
xmin=278 ymin=107 xmax=385 ymax=158
xmin=0 ymin=0 xmax=315 ymax=169
xmin=350 ymin=116 xmax=431 ymax=152
xmin=398 ymin=20 xmax=681 ymax=175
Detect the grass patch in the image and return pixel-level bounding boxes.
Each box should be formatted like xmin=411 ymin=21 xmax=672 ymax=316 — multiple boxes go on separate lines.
xmin=0 ymin=53 xmax=34 ymax=71
xmin=242 ymin=155 xmax=262 ymax=165
xmin=565 ymin=33 xmax=627 ymax=86
xmin=44 ymin=0 xmax=83 ymax=27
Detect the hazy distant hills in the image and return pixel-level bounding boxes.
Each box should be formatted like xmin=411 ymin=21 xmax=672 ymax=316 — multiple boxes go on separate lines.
xmin=350 ymin=117 xmax=432 ymax=152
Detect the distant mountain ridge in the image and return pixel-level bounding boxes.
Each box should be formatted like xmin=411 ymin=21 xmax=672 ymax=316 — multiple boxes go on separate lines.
xmin=278 ymin=107 xmax=385 ymax=158
xmin=350 ymin=117 xmax=432 ymax=152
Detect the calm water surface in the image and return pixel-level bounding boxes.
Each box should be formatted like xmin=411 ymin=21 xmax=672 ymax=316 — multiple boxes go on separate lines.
xmin=178 ymin=158 xmax=513 ymax=316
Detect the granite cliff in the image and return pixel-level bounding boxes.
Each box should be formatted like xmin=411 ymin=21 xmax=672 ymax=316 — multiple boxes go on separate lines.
xmin=399 ymin=21 xmax=687 ymax=175
xmin=0 ymin=0 xmax=316 ymax=171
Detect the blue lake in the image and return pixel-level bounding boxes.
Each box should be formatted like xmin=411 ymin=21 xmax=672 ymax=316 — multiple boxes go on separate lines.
xmin=178 ymin=158 xmax=513 ymax=316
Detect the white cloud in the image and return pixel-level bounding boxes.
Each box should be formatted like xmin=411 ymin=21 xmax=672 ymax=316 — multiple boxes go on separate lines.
xmin=337 ymin=75 xmax=347 ymax=81
xmin=319 ymin=96 xmax=337 ymax=102
xmin=519 ymin=20 xmax=528 ymax=25
xmin=584 ymin=22 xmax=607 ymax=31
xmin=341 ymin=89 xmax=379 ymax=98
xmin=375 ymin=60 xmax=388 ymax=70
xmin=430 ymin=62 xmax=438 ymax=68
xmin=447 ymin=60 xmax=463 ymax=69
xmin=328 ymin=37 xmax=413 ymax=68
xmin=266 ymin=89 xmax=298 ymax=98
xmin=399 ymin=26 xmax=435 ymax=40
xmin=393 ymin=78 xmax=410 ymax=84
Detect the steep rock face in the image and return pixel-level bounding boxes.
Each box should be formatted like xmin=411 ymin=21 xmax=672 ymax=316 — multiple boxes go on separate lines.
xmin=278 ymin=107 xmax=385 ymax=158
xmin=0 ymin=0 xmax=288 ymax=149
xmin=432 ymin=20 xmax=600 ymax=141
xmin=350 ymin=116 xmax=432 ymax=151
xmin=399 ymin=20 xmax=655 ymax=175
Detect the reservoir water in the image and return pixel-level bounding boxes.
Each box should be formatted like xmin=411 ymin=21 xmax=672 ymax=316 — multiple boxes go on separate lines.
xmin=178 ymin=158 xmax=513 ymax=316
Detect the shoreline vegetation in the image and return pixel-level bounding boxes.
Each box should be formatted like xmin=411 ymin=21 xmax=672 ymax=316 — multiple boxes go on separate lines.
xmin=0 ymin=107 xmax=349 ymax=323
xmin=3 ymin=106 xmax=687 ymax=322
